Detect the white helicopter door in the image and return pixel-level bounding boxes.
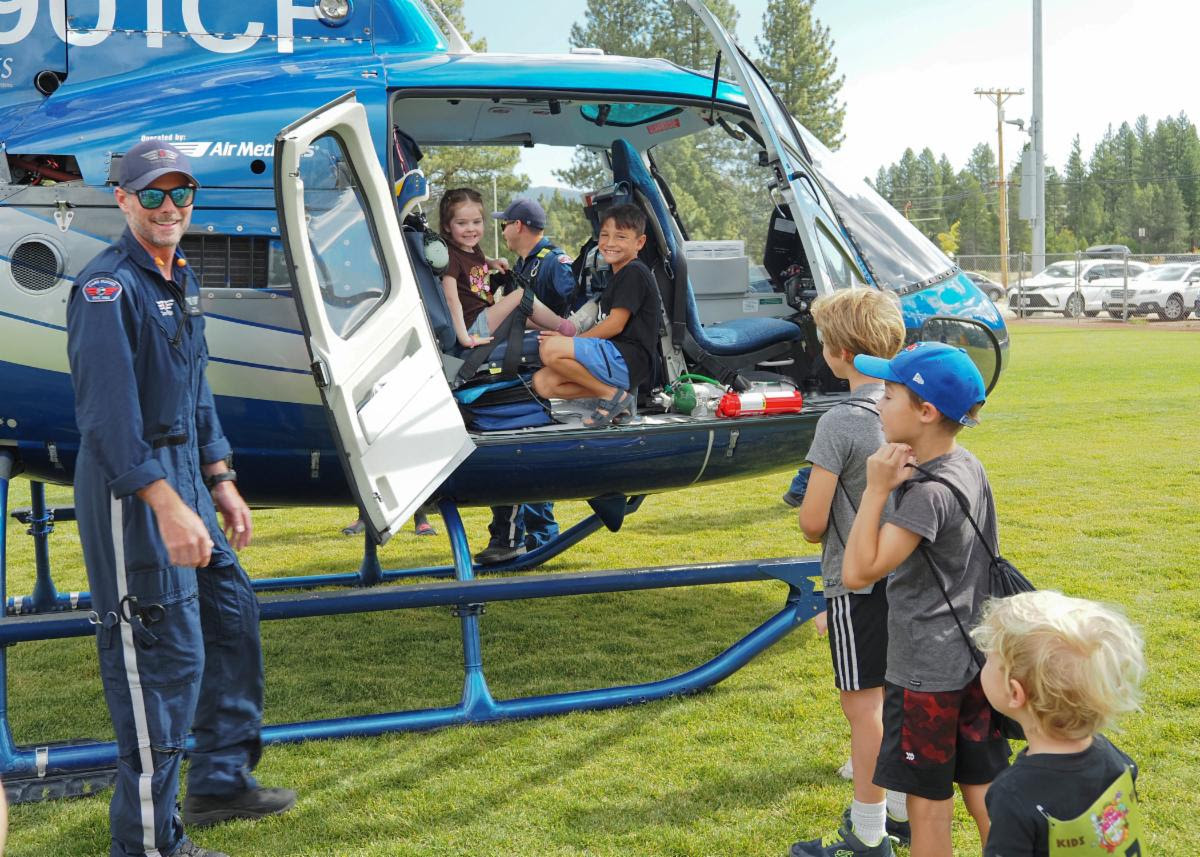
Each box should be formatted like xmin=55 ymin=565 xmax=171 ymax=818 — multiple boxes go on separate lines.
xmin=682 ymin=0 xmax=864 ymax=294
xmin=274 ymin=93 xmax=474 ymax=544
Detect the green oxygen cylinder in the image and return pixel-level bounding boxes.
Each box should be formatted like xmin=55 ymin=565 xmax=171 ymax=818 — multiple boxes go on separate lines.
xmin=672 ymin=382 xmax=697 ymax=415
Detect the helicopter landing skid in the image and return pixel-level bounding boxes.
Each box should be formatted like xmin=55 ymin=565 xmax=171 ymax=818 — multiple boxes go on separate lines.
xmin=0 ymin=453 xmax=824 ymax=804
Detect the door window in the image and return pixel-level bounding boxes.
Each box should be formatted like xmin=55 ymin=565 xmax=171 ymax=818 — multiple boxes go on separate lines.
xmin=302 ymin=133 xmax=389 ymax=338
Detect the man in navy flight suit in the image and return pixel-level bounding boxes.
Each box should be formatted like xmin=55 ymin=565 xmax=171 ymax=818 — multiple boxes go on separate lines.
xmin=473 ymin=199 xmax=582 ymax=565
xmin=67 ymin=140 xmax=295 ymax=857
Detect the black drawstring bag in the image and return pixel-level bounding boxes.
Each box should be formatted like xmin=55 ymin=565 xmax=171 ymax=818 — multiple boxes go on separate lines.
xmin=901 ymin=463 xmax=1035 ymax=740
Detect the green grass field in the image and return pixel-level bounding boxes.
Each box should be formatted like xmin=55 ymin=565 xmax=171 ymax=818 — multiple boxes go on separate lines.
xmin=6 ymin=323 xmax=1198 ymax=855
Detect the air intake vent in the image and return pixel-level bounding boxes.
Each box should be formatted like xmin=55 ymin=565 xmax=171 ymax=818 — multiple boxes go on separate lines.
xmin=181 ymin=234 xmax=272 ymax=290
xmin=9 ymin=240 xmax=62 ymax=292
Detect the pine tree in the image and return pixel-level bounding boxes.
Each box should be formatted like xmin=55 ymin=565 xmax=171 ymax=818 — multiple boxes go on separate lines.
xmin=646 ymin=0 xmax=738 ymax=71
xmin=1063 ymin=136 xmax=1102 ymax=244
xmin=755 ymin=0 xmax=845 ymax=148
xmin=568 ymin=0 xmax=652 ymax=56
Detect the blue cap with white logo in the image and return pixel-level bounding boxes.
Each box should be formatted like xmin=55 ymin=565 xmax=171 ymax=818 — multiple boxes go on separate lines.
xmin=119 ymin=140 xmax=199 ymax=191
xmin=493 ymin=198 xmax=546 ymax=230
xmin=854 ymin=342 xmax=986 ymax=427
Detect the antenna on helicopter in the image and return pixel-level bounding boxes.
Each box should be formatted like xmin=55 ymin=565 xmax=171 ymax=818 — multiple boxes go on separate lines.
xmin=423 ymin=0 xmax=475 ymax=55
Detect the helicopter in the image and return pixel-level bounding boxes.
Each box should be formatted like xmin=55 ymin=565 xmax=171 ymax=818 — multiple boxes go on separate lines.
xmin=0 ymin=0 xmax=1009 ymax=801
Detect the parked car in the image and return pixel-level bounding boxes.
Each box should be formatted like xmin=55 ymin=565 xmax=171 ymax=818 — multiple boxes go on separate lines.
xmin=1008 ymin=259 xmax=1150 ymax=317
xmin=964 ymin=271 xmax=1006 ymax=301
xmin=1103 ymin=262 xmax=1200 ymax=320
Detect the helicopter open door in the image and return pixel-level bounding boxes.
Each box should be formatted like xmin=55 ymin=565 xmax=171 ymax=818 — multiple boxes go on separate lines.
xmin=682 ymin=0 xmax=864 ymax=293
xmin=274 ymin=93 xmax=474 ymax=544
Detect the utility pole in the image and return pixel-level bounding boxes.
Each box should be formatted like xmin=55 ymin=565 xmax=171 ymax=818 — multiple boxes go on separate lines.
xmin=975 ymin=87 xmax=1024 ymax=289
xmin=1031 ymin=0 xmax=1046 ymax=273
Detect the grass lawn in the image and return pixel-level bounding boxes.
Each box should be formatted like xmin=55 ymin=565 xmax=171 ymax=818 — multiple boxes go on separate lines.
xmin=5 ymin=323 xmax=1198 ymax=855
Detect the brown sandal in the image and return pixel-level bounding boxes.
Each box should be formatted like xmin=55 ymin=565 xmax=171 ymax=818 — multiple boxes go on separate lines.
xmin=582 ymin=389 xmax=634 ymax=428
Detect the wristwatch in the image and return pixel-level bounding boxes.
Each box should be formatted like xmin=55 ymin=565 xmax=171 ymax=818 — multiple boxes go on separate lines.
xmin=203 ymin=469 xmax=237 ymax=490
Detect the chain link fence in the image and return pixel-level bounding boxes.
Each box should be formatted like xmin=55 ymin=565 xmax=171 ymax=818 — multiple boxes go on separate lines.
xmin=955 ymin=252 xmax=1200 ymax=322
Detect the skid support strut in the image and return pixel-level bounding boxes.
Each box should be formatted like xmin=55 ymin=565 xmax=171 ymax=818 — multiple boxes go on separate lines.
xmin=0 ymin=492 xmax=823 ymax=803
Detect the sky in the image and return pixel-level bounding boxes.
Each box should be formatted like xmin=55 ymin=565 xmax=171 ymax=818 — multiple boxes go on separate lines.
xmin=459 ymin=0 xmax=1198 ymax=186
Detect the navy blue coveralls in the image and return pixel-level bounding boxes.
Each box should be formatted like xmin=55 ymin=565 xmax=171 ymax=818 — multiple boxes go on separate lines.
xmin=485 ymin=238 xmax=579 ymax=552
xmin=67 ymin=230 xmax=264 ymax=857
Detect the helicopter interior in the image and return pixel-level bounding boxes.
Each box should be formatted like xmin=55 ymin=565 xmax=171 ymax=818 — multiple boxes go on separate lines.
xmin=387 ymin=93 xmax=856 ymax=428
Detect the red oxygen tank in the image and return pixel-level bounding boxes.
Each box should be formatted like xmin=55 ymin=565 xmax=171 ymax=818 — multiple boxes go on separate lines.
xmin=716 ymin=389 xmax=804 ymax=418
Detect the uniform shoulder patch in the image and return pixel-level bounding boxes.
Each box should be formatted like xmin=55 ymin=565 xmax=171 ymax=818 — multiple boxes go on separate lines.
xmin=557 ymin=254 xmax=573 ymax=264
xmin=82 ymin=277 xmax=123 ymax=303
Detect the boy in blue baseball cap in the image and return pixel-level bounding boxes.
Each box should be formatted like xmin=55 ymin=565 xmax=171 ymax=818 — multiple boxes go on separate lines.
xmin=841 ymin=342 xmax=1011 ymax=857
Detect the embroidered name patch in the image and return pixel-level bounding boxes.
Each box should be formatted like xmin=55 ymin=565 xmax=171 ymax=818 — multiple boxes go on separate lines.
xmin=83 ymin=278 xmax=122 ymax=303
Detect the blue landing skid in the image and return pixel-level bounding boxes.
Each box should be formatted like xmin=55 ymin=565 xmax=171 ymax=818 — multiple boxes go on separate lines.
xmin=5 ymin=492 xmax=647 ymax=613
xmin=0 ymin=461 xmax=824 ymax=803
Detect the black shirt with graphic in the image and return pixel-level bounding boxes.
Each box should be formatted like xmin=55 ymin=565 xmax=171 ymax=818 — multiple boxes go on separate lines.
xmin=984 ymin=734 xmax=1138 ymax=857
xmin=599 ymin=259 xmax=659 ymax=390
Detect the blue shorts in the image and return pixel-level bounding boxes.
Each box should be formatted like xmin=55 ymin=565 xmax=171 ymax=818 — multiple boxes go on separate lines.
xmin=467 ymin=311 xmax=491 ymax=338
xmin=572 ymin=338 xmax=630 ymax=390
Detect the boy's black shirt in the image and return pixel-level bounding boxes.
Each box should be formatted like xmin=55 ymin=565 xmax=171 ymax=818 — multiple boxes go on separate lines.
xmin=983 ymin=734 xmax=1137 ymax=857
xmin=599 ymin=259 xmax=659 ymax=389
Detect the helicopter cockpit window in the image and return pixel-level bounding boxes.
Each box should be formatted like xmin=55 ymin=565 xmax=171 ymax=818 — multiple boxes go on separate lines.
xmin=302 ymin=133 xmax=389 ymax=339
xmin=796 ymin=126 xmax=956 ymax=294
xmin=580 ymin=104 xmax=683 ymax=128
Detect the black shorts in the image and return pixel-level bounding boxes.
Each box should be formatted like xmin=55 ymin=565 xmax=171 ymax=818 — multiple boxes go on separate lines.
xmin=825 ymin=586 xmax=889 ymax=691
xmin=872 ymin=674 xmax=1011 ymax=800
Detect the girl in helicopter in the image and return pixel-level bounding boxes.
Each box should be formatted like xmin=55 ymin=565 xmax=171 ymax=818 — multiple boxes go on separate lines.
xmin=439 ymin=187 xmax=577 ymax=349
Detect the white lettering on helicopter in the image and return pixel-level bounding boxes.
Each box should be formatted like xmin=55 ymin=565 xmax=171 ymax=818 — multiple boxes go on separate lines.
xmin=0 ymin=0 xmax=328 ymax=54
xmin=1 ymin=57 xmax=13 ymax=80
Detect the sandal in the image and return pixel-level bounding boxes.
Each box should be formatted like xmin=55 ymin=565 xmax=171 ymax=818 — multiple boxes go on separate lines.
xmin=582 ymin=389 xmax=634 ymax=428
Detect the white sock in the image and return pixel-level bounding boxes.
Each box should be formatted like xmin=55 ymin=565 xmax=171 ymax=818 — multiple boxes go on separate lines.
xmin=886 ymin=789 xmax=909 ymax=821
xmin=851 ymin=798 xmax=886 ymax=846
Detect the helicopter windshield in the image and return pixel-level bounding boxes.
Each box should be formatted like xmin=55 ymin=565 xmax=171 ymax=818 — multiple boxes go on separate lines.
xmin=794 ymin=125 xmax=957 ymax=293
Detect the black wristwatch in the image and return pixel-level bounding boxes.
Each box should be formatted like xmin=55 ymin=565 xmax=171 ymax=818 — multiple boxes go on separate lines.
xmin=203 ymin=469 xmax=237 ymax=490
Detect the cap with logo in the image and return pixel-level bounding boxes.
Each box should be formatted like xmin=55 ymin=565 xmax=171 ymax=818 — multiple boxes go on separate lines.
xmin=119 ymin=140 xmax=200 ymax=191
xmin=492 ymin=198 xmax=546 ymax=230
xmin=853 ymin=341 xmax=986 ymax=427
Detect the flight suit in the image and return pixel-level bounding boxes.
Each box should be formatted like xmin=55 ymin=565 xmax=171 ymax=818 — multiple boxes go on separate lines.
xmin=67 ymin=229 xmax=263 ymax=857
xmin=484 ymin=238 xmax=578 ymax=553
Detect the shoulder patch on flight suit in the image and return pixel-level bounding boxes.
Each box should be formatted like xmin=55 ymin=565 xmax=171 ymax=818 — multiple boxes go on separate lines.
xmin=83 ymin=278 xmax=123 ymax=303
xmin=557 ymin=254 xmax=572 ymax=265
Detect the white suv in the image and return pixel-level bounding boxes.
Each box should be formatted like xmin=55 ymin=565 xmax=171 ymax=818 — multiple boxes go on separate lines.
xmin=1103 ymin=262 xmax=1200 ymax=321
xmin=1008 ymin=259 xmax=1150 ymax=317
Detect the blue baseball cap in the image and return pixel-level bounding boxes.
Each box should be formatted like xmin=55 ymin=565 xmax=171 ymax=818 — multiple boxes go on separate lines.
xmin=119 ymin=140 xmax=199 ymax=191
xmin=854 ymin=342 xmax=986 ymax=427
xmin=493 ymin=198 xmax=546 ymax=230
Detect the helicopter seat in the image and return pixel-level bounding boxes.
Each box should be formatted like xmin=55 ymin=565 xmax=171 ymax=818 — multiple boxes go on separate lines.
xmin=402 ymin=228 xmax=542 ymax=381
xmin=607 ymin=139 xmax=803 ymax=365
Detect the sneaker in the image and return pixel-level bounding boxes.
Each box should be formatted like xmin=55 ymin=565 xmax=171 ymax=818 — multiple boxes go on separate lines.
xmin=183 ymin=786 xmax=298 ymax=828
xmin=172 ymin=841 xmax=230 ymax=857
xmin=839 ymin=806 xmax=909 ymax=849
xmin=789 ymin=819 xmax=893 ymax=857
xmin=415 ymin=521 xmax=437 ymax=536
xmin=341 ymin=519 xmax=365 ymax=536
xmin=782 ymin=492 xmax=803 ymax=508
xmin=837 ymin=757 xmax=854 ymax=780
xmin=885 ymin=810 xmax=911 ymax=847
xmin=472 ymin=544 xmax=526 ymax=565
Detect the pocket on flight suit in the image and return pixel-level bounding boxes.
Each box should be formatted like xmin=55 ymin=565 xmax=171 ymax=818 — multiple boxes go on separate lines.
xmin=98 ymin=572 xmax=203 ymax=751
xmin=197 ymin=563 xmax=258 ymax=645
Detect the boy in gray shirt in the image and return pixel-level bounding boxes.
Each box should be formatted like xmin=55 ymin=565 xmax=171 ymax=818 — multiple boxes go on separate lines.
xmin=790 ymin=289 xmax=907 ymax=857
xmin=843 ymin=342 xmax=1011 ymax=857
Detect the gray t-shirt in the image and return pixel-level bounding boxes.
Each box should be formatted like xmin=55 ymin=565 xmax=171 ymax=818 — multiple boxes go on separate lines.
xmin=804 ymin=383 xmax=887 ymax=598
xmin=883 ymin=446 xmax=998 ymax=692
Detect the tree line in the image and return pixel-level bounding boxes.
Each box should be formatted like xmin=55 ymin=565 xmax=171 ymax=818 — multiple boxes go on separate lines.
xmin=873 ymin=114 xmax=1200 ymax=259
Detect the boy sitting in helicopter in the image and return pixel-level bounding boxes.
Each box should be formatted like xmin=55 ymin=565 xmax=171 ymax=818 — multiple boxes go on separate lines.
xmin=532 ymin=204 xmax=660 ymax=428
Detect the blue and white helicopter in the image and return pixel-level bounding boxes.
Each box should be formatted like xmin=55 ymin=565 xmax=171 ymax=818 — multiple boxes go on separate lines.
xmin=0 ymin=0 xmax=1008 ymax=800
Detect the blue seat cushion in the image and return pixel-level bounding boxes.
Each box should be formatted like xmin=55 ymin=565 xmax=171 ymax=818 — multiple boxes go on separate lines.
xmin=698 ymin=316 xmax=804 ymax=355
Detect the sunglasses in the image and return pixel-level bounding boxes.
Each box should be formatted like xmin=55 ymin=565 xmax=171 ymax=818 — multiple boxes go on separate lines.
xmin=134 ymin=185 xmax=196 ymax=210
xmin=500 ymin=220 xmax=517 ymax=228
